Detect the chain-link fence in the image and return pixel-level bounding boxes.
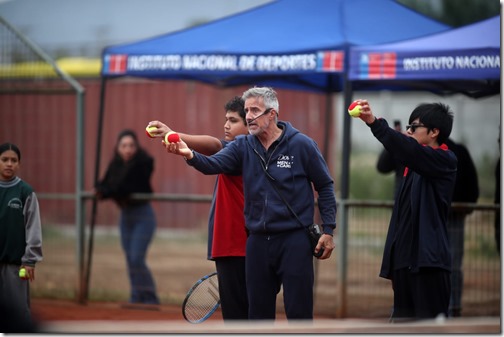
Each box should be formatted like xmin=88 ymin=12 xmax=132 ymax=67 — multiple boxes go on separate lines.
xmin=339 ymin=201 xmax=500 ymax=317
xmin=33 ymin=198 xmax=500 ymax=318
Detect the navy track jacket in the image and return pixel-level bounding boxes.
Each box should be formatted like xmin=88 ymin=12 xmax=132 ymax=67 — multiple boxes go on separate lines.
xmin=369 ymin=118 xmax=457 ymax=278
xmin=186 ymin=121 xmax=337 ymax=236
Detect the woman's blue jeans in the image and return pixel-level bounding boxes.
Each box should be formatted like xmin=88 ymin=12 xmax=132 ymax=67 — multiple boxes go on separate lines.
xmin=119 ymin=202 xmax=159 ymax=304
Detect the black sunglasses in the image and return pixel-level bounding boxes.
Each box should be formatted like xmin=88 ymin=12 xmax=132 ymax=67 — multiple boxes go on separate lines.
xmin=406 ymin=124 xmax=429 ymax=133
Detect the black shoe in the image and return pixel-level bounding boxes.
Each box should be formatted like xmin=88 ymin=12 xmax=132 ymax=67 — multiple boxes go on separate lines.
xmin=449 ymin=308 xmax=461 ymax=317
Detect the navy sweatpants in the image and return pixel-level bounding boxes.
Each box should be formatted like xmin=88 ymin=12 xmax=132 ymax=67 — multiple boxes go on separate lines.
xmin=246 ymin=229 xmax=314 ymax=320
xmin=215 ymin=256 xmax=248 ymax=320
xmin=392 ymin=267 xmax=451 ymax=320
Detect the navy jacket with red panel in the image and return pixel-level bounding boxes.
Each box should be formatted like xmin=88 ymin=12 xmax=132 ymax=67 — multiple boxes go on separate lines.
xmin=368 ymin=118 xmax=457 ymax=279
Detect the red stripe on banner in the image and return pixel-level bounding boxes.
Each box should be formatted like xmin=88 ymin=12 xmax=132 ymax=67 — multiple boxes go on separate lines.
xmin=109 ymin=55 xmax=127 ymax=74
xmin=108 ymin=56 xmax=117 ymax=73
xmin=323 ymin=51 xmax=344 ymax=71
xmin=368 ymin=53 xmax=382 ymax=79
xmin=332 ymin=51 xmax=343 ymax=71
xmin=382 ymin=52 xmax=396 ymax=79
xmin=323 ymin=52 xmax=332 ymax=70
xmin=120 ymin=55 xmax=127 ymax=72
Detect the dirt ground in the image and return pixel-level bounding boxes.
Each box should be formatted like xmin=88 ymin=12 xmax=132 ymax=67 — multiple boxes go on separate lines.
xmin=32 ymin=298 xmax=189 ymax=322
xmin=30 ymin=226 xmax=500 ymax=328
xmin=29 ymin=298 xmax=501 ymax=334
xmin=31 ymin=297 xmax=340 ymax=322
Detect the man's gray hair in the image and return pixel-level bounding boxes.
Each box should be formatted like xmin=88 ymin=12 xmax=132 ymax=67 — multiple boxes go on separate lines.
xmin=242 ymin=87 xmax=279 ymax=114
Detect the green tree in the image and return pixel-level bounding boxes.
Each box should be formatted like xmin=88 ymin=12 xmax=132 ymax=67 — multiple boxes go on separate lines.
xmin=398 ymin=0 xmax=500 ymax=27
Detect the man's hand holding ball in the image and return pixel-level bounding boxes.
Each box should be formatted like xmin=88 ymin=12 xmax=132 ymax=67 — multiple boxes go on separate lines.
xmin=163 ymin=133 xmax=193 ymax=160
xmin=164 ymin=131 xmax=180 ymax=144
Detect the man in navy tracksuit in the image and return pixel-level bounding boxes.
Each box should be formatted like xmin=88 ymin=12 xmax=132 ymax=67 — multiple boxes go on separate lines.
xmin=355 ymin=100 xmax=457 ymax=321
xmin=165 ymin=87 xmax=337 ymax=320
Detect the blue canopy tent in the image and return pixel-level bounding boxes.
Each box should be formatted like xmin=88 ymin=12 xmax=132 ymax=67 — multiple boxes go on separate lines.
xmin=84 ymin=0 xmax=451 ymax=307
xmin=349 ymin=16 xmax=500 ymax=98
xmin=98 ymin=0 xmax=449 ymax=198
xmin=101 ymin=0 xmax=449 ymax=93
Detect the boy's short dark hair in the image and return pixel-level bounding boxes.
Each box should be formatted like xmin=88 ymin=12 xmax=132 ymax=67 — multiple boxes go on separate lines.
xmin=409 ymin=103 xmax=454 ymax=145
xmin=224 ymin=96 xmax=246 ymax=124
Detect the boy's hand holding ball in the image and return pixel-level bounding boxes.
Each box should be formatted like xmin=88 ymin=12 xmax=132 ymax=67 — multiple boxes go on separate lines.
xmin=348 ymin=99 xmax=375 ymax=124
xmin=145 ymin=121 xmax=170 ymax=138
xmin=145 ymin=125 xmax=158 ymax=138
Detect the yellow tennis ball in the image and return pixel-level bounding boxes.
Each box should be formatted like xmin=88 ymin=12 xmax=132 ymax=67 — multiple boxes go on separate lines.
xmin=145 ymin=125 xmax=157 ymax=138
xmin=348 ymin=101 xmax=362 ymax=117
xmin=19 ymin=268 xmax=27 ymax=279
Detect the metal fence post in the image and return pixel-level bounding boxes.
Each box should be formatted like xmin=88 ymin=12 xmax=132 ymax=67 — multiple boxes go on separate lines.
xmin=337 ymin=199 xmax=348 ymax=318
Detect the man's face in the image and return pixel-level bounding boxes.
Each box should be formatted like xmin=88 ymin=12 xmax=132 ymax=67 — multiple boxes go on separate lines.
xmin=224 ymin=111 xmax=248 ymax=141
xmin=245 ymin=97 xmax=272 ymax=136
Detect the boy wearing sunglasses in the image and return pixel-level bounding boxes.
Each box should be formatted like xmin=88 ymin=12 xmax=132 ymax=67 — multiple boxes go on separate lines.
xmin=355 ymin=100 xmax=457 ymax=321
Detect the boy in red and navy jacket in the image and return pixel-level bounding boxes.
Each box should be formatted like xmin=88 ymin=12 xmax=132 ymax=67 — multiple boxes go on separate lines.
xmin=356 ymin=100 xmax=457 ymax=321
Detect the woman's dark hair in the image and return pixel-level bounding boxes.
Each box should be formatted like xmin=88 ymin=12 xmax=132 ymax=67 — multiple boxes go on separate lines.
xmin=114 ymin=129 xmax=139 ymax=154
xmin=409 ymin=103 xmax=454 ymax=145
xmin=111 ymin=129 xmax=147 ymax=163
xmin=116 ymin=129 xmax=139 ymax=145
xmin=224 ymin=96 xmax=246 ymax=125
xmin=0 ymin=143 xmax=21 ymax=161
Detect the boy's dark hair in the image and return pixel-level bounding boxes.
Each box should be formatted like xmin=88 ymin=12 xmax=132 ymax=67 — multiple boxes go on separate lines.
xmin=224 ymin=96 xmax=246 ymax=124
xmin=408 ymin=103 xmax=454 ymax=145
xmin=0 ymin=142 xmax=21 ymax=161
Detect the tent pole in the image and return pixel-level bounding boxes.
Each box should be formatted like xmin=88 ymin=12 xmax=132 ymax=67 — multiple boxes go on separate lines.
xmin=80 ymin=76 xmax=107 ymax=304
xmin=313 ymin=90 xmax=334 ymax=303
xmin=322 ymin=92 xmax=332 ymax=160
xmin=341 ymin=66 xmax=353 ymax=200
xmin=75 ymin=89 xmax=86 ymax=305
xmin=337 ymin=75 xmax=353 ymax=318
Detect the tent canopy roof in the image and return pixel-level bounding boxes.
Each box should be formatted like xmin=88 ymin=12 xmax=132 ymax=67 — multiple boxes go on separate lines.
xmin=101 ymin=0 xmax=449 ymax=93
xmin=351 ymin=16 xmax=499 ymax=53
xmin=348 ymin=16 xmax=500 ymax=96
xmin=105 ymin=0 xmax=448 ymax=55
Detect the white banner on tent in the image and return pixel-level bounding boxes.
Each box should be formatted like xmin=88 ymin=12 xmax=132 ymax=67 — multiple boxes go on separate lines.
xmin=102 ymin=51 xmax=345 ymax=75
xmin=351 ymin=51 xmax=500 ymax=80
xmin=403 ymin=55 xmax=500 ymax=71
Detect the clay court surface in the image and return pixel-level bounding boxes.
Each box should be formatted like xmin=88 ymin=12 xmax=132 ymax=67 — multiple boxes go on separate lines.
xmin=32 ymin=298 xmax=500 ymax=334
xmin=28 ymin=227 xmax=501 ymax=333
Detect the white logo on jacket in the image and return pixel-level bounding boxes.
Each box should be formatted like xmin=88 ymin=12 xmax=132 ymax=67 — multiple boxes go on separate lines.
xmin=276 ymin=154 xmax=293 ymax=169
xmin=7 ymin=198 xmax=23 ymax=210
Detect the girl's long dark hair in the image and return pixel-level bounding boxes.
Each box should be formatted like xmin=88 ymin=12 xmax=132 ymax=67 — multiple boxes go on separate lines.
xmin=0 ymin=142 xmax=21 ymax=161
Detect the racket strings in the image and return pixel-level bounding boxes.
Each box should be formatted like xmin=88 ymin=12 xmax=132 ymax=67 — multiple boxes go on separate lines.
xmin=184 ymin=275 xmax=220 ymax=323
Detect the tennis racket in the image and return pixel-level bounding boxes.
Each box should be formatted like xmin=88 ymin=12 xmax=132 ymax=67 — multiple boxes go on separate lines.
xmin=182 ymin=272 xmax=220 ymax=323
